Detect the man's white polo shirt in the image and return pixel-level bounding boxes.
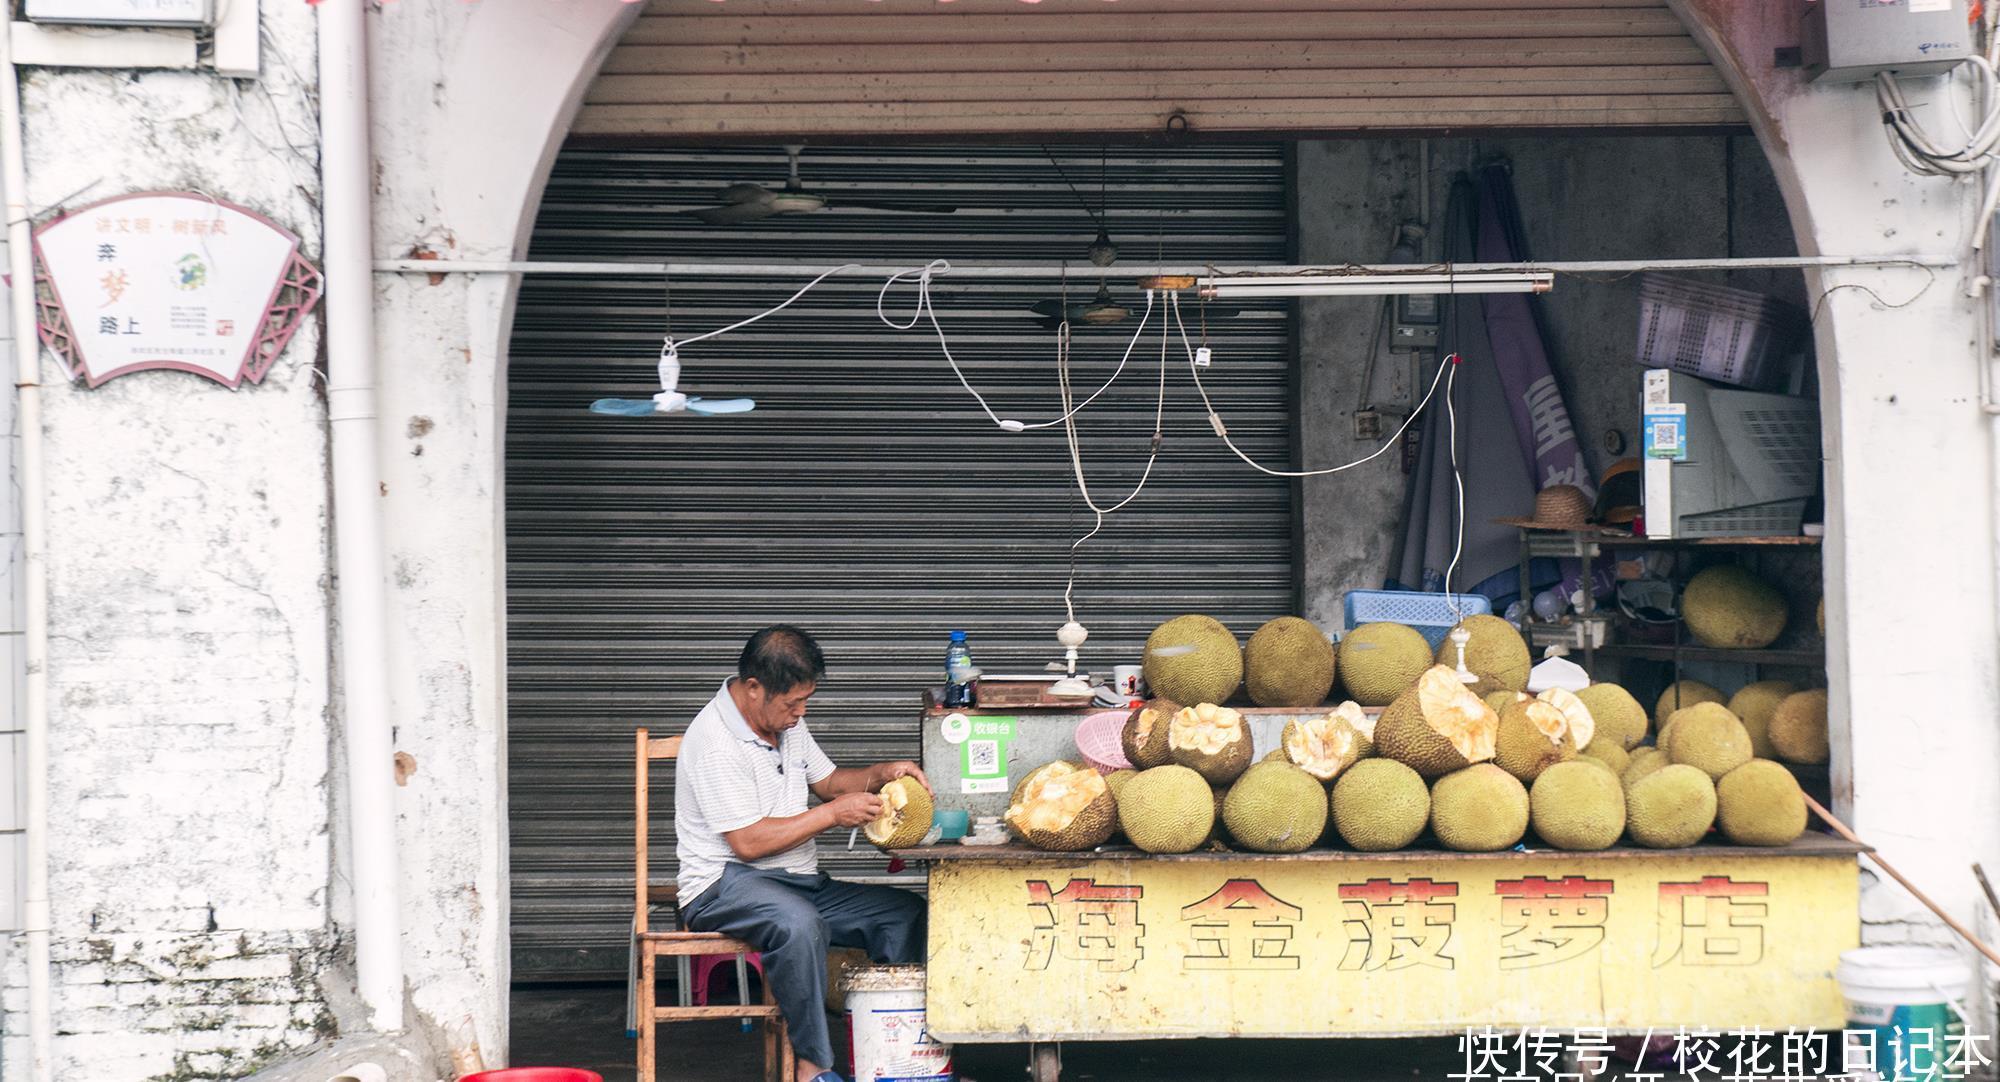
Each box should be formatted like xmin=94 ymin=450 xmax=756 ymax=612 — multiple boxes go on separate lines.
xmin=674 ymin=678 xmax=837 ymax=906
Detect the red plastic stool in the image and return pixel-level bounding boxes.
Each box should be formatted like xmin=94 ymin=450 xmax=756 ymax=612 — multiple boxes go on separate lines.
xmin=457 ymin=1070 xmax=602 ymax=1082
xmin=689 ymin=949 xmax=765 ymax=1007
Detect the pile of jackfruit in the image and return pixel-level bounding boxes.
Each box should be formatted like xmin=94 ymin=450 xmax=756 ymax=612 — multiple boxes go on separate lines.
xmin=870 ymin=612 xmax=1829 ymax=856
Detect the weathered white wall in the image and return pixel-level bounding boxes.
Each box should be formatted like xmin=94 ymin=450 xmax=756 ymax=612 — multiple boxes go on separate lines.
xmin=0 ymin=3 xmax=341 ymax=1078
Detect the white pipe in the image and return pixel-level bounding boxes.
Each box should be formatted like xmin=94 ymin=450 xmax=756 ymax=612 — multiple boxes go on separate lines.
xmin=371 ymin=254 xmax=1959 ymax=277
xmin=0 ymin=15 xmax=52 ymax=1081
xmin=318 ymin=0 xmax=404 ymax=1032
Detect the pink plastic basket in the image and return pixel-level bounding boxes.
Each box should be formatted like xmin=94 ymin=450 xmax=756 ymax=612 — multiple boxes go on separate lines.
xmin=1075 ymin=709 xmax=1134 ymax=772
xmin=458 ymin=1070 xmax=603 ymax=1082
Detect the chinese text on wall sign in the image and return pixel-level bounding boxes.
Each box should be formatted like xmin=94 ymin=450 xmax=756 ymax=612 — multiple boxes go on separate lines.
xmin=34 ymin=192 xmax=321 ymax=389
xmin=925 ymin=854 xmax=1860 ymax=1041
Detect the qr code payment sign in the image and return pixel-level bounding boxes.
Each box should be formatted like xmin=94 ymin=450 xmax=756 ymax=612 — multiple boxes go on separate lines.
xmin=1651 ymin=421 xmax=1680 ymax=450
xmin=968 ymin=740 xmax=1000 ymax=775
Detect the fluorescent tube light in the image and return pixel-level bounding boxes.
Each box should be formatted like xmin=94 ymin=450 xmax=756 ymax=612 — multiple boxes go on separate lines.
xmin=1198 ymin=270 xmax=1554 ymax=299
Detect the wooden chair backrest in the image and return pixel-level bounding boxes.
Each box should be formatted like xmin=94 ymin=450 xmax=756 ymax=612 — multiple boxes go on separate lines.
xmin=634 ymin=728 xmax=683 ymax=934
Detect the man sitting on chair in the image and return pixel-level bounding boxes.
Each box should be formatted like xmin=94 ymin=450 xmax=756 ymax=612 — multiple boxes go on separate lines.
xmin=676 ymin=624 xmax=930 ymax=1082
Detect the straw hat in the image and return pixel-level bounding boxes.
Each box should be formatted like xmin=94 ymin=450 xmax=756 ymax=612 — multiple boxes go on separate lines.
xmin=1526 ymin=484 xmax=1593 ymax=529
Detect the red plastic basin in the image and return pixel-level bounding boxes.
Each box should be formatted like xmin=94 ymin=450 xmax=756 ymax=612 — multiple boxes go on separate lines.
xmin=458 ymin=1070 xmax=603 ymax=1082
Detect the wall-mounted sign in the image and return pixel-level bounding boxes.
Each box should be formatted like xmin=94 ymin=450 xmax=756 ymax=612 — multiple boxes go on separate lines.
xmin=33 ymin=192 xmax=321 ymax=389
xmin=24 ymin=0 xmax=213 ymax=28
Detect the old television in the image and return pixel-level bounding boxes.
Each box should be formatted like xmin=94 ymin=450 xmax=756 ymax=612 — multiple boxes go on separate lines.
xmin=1640 ymin=369 xmax=1821 ymax=539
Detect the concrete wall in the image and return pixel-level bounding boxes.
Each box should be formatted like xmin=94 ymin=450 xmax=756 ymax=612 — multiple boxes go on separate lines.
xmin=0 ymin=4 xmax=342 ymax=1079
xmin=1295 ymin=134 xmax=1801 ymax=626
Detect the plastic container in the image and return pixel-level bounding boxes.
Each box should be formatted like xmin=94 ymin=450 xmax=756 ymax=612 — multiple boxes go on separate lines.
xmin=1074 ymin=709 xmax=1135 ymax=772
xmin=932 ymin=807 xmax=969 ymax=841
xmin=1343 ymin=589 xmax=1493 ymax=649
xmin=842 ymin=965 xmax=953 ymax=1082
xmin=1837 ymin=946 xmax=1970 ymax=1081
xmin=457 ymin=1070 xmax=603 ymax=1082
xmin=1636 ymin=273 xmax=1804 ymax=389
xmin=943 ymin=631 xmax=976 ymax=709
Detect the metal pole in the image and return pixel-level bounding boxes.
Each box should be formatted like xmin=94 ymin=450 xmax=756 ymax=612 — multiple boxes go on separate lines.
xmin=371 ymin=254 xmax=1959 ymax=278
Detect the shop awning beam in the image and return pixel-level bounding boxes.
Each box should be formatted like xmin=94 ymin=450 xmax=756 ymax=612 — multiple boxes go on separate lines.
xmin=373 ymin=254 xmax=1956 ymax=278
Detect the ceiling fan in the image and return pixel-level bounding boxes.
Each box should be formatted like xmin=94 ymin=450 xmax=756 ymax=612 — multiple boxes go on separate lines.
xmin=684 ymin=145 xmax=960 ymax=225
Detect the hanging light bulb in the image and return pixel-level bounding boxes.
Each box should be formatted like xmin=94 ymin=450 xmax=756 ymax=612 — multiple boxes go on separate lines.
xmin=1449 ymin=624 xmax=1477 ymax=684
xmin=1048 ymin=621 xmax=1092 ymax=698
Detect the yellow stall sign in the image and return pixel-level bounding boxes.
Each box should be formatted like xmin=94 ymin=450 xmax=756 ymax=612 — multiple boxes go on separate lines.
xmin=922 ymin=841 xmax=1861 ymax=1041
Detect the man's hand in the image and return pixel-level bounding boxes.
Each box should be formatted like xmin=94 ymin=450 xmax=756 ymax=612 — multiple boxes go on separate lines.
xmin=827 ymin=791 xmax=886 ymax=827
xmin=870 ymin=760 xmax=932 ymax=795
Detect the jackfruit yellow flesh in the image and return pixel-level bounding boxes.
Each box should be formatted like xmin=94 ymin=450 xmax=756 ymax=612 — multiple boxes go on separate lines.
xmin=1416 ymin=666 xmax=1499 ymax=763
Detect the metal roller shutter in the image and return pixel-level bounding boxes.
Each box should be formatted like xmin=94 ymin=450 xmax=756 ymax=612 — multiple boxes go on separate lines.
xmin=506 ymin=143 xmax=1293 ymax=977
xmin=575 ymin=0 xmax=1744 ymax=141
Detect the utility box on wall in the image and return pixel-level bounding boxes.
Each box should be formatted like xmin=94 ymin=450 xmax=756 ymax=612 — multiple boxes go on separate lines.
xmin=23 ymin=0 xmax=214 ymax=28
xmin=1802 ymin=0 xmax=1973 ymax=83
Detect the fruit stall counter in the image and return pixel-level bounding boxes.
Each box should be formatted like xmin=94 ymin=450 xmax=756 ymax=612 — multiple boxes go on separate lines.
xmin=906 ymin=836 xmax=1863 ymax=1050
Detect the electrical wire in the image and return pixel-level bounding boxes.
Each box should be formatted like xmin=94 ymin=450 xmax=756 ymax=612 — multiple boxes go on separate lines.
xmin=1169 ymin=291 xmax=1450 ymax=478
xmin=666 ymin=262 xmax=859 ymax=355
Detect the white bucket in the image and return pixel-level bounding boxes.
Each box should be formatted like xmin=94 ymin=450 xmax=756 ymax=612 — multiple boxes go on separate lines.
xmin=1837 ymin=946 xmax=1970 ymax=1081
xmin=842 ymin=965 xmax=952 ymax=1082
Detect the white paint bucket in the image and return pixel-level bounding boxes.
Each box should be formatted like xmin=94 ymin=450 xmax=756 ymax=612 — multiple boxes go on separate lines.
xmin=841 ymin=965 xmax=953 ymax=1082
xmin=1837 ymin=946 xmax=1970 ymax=1081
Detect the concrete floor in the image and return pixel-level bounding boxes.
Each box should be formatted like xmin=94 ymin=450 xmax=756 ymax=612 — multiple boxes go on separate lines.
xmin=511 ymin=982 xmax=1492 ymax=1081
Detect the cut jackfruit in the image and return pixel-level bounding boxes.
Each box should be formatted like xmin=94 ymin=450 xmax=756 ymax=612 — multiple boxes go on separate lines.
xmin=1374 ymin=665 xmax=1500 ymax=779
xmin=863 ymin=775 xmax=934 ymax=849
xmin=1120 ymin=699 xmax=1179 ymax=769
xmin=1143 ymin=615 xmax=1242 ymax=706
xmin=1244 ymin=617 xmax=1337 ymax=708
xmin=1337 ymin=622 xmax=1436 ymax=706
xmin=1168 ymin=702 xmax=1254 ymax=785
xmin=1115 ymin=765 xmax=1214 ymax=854
xmin=1004 ymin=761 xmax=1115 ymax=852
xmin=1279 ymin=702 xmax=1373 ymax=782
xmin=1330 ymin=759 xmax=1430 ymax=851
xmin=1222 ymin=761 xmax=1328 ymax=853
xmin=1493 ymin=699 xmax=1576 ymax=782
xmin=1537 ymin=687 xmax=1595 ymax=752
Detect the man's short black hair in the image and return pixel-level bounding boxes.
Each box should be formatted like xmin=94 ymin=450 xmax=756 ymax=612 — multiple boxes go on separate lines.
xmin=738 ymin=624 xmax=826 ymax=696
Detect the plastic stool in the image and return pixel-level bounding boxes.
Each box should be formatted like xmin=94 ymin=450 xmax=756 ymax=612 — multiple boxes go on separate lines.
xmin=690 ymin=950 xmax=765 ymax=1007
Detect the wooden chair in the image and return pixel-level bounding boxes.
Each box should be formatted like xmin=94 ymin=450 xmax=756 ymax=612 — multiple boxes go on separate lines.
xmin=634 ymin=728 xmax=795 ymax=1082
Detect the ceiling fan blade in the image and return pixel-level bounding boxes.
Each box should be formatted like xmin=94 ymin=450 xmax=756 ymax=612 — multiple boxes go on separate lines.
xmin=828 ymin=198 xmax=959 ymax=214
xmin=691 ymin=200 xmax=781 ymax=225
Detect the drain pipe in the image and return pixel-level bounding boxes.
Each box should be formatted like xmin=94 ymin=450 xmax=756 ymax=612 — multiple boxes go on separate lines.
xmin=0 ymin=12 xmax=52 ymax=1079
xmin=318 ymin=0 xmax=404 ymax=1032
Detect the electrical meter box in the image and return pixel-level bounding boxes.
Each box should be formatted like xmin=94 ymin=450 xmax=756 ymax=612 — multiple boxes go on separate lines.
xmin=1802 ymin=0 xmax=1974 ymax=83
xmin=23 ymin=0 xmax=214 ymax=28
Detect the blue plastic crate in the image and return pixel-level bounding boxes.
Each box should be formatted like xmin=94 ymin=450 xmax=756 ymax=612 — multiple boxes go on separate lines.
xmin=1343 ymin=589 xmax=1493 ymax=649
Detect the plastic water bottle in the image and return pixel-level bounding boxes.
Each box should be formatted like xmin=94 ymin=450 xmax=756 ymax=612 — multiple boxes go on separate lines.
xmin=943 ymin=630 xmax=976 ymax=708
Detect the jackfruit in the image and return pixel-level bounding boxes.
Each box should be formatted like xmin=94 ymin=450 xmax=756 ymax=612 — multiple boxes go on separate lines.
xmin=1143 ymin=615 xmax=1243 ymax=706
xmin=1622 ymin=747 xmax=1671 ymax=790
xmin=1728 ymin=681 xmax=1797 ymax=760
xmin=1484 ymin=691 xmax=1529 ymax=715
xmin=1278 ymin=702 xmax=1373 ymax=782
xmin=863 ymin=775 xmax=935 ymax=849
xmin=1716 ymin=759 xmax=1808 ymax=846
xmin=1011 ymin=760 xmax=1082 ymax=808
xmin=1004 ymin=762 xmax=1115 ymax=851
xmin=1435 ymin=614 xmax=1532 ymax=694
xmin=1222 ymin=761 xmax=1329 ymax=853
xmin=1768 ymin=689 xmax=1830 ymax=764
xmin=1530 ymin=760 xmax=1626 ymax=850
xmin=1120 ymin=699 xmax=1179 ymax=769
xmin=1430 ymin=764 xmax=1530 ymax=851
xmin=1666 ymin=703 xmax=1754 ymax=780
xmin=1654 ymin=680 xmax=1725 ymax=728
xmin=1114 ymin=765 xmax=1214 ymax=854
xmin=1244 ymin=617 xmax=1337 ymax=708
xmin=1168 ymin=702 xmax=1254 ymax=785
xmin=1625 ymin=764 xmax=1717 ymax=848
xmin=1580 ymin=739 xmax=1630 ymax=776
xmin=1374 ymin=665 xmax=1500 ymax=778
xmin=1493 ymin=699 xmax=1577 ymax=782
xmin=1105 ymin=769 xmax=1137 ymax=800
xmin=1682 ymin=565 xmax=1788 ymax=650
xmin=1330 ymin=759 xmax=1430 ymax=851
xmin=1576 ymin=683 xmax=1649 ymax=750
xmin=1337 ymin=622 xmax=1437 ymax=706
